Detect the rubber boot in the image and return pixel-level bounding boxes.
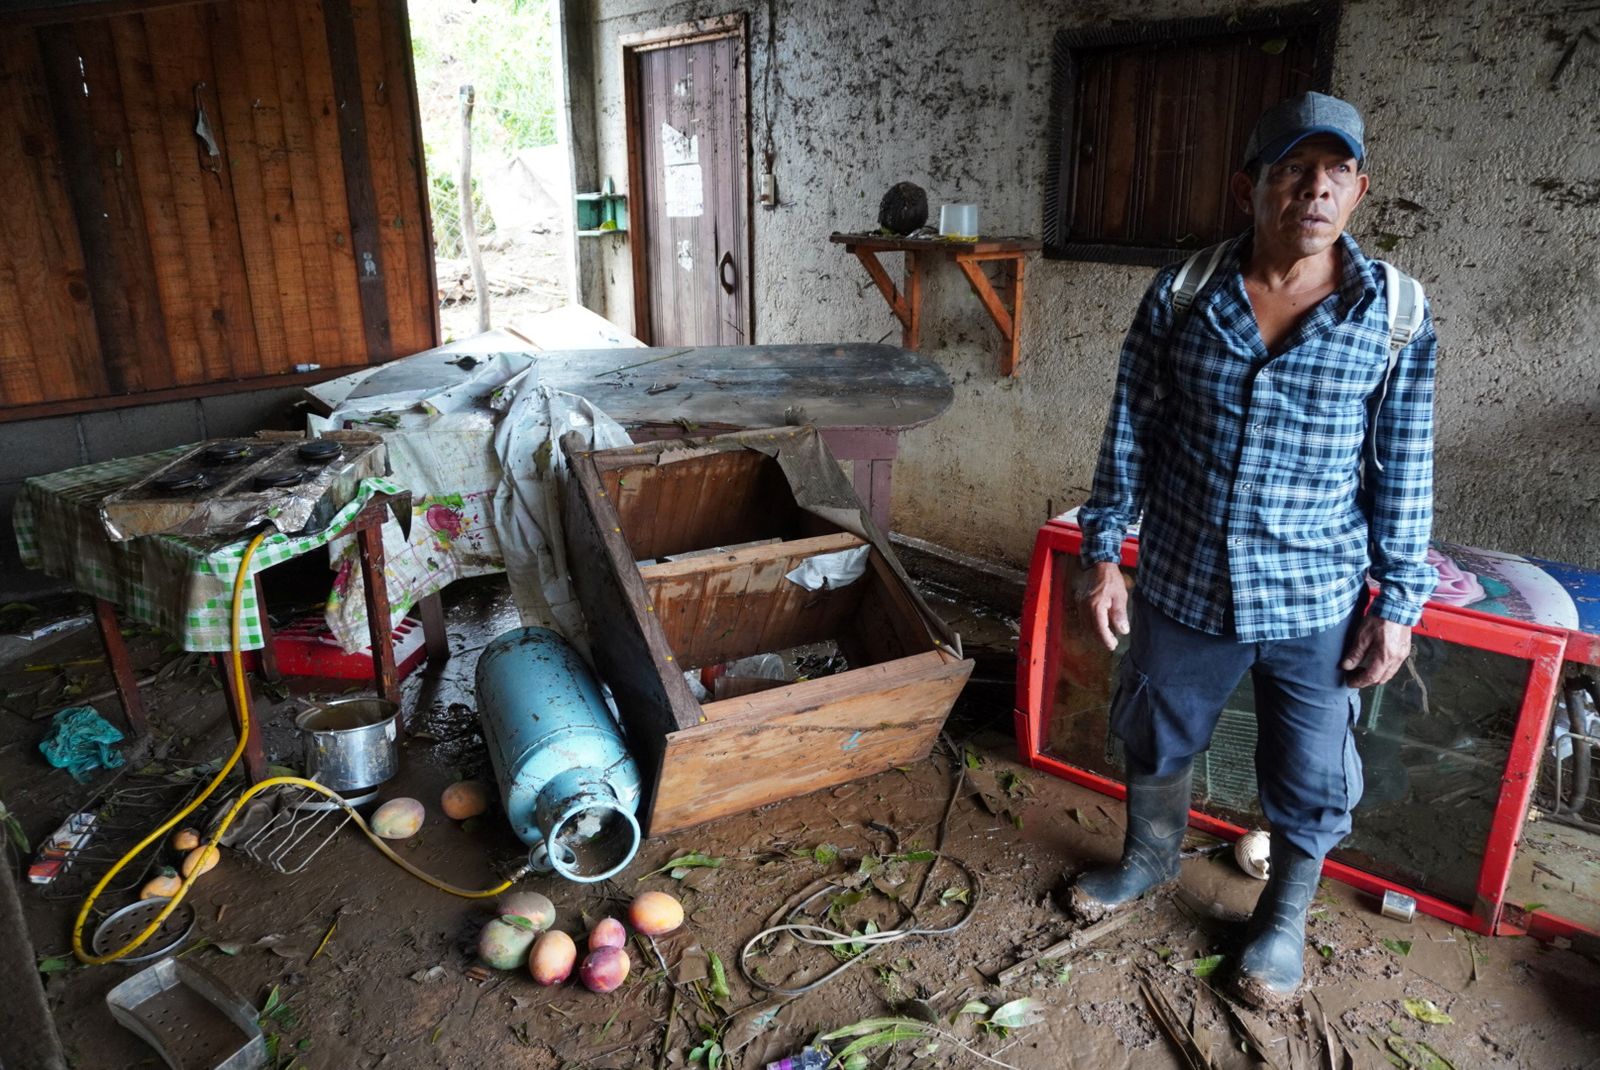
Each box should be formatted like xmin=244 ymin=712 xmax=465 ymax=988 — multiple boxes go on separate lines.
xmin=1067 ymin=762 xmax=1192 ymax=922
xmin=1234 ymin=837 xmax=1324 ymax=1009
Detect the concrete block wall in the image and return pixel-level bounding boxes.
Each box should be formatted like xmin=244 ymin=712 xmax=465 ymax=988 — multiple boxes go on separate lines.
xmin=0 ymin=388 xmax=303 ymax=599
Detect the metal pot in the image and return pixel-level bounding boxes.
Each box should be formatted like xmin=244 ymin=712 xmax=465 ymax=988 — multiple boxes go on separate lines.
xmin=295 ymin=699 xmax=399 ymax=793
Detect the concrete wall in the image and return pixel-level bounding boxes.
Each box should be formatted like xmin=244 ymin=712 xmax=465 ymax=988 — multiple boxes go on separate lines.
xmin=0 ymin=390 xmax=303 ymax=599
xmin=575 ymin=0 xmax=1600 ymax=569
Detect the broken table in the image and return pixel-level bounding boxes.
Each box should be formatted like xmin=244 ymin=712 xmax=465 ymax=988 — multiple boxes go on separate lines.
xmin=13 ymin=452 xmax=444 ymax=782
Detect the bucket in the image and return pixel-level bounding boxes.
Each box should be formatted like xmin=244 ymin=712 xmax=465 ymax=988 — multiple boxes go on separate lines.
xmin=295 ymin=698 xmax=400 ymax=793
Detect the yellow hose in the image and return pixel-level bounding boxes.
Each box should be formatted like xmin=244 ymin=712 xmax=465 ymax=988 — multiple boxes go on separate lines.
xmin=74 ymin=529 xmax=519 ymax=966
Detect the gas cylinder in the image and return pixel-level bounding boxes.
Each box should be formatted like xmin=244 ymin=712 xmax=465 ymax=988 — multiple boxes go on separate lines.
xmin=475 ymin=627 xmax=641 ymax=882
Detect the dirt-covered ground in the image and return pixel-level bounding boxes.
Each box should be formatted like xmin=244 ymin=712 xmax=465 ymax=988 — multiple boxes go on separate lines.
xmin=4 ymin=577 xmax=1598 ymax=1070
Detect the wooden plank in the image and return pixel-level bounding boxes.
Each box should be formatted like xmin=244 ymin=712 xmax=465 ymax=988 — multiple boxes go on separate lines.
xmin=236 ymin=0 xmax=314 ymax=371
xmin=641 ymin=534 xmax=869 ymax=667
xmin=829 ymin=233 xmax=1043 ymax=255
xmin=639 ymin=532 xmax=864 ymax=583
xmin=649 ymin=651 xmax=972 ymax=834
xmin=645 ymin=568 xmax=704 ymax=667
xmin=293 ymin=0 xmax=365 ymax=369
xmin=622 ymin=44 xmax=652 ymax=342
xmin=207 ymin=1 xmax=287 ymax=374
xmin=38 ymin=18 xmax=173 ymax=394
xmin=323 ymin=0 xmax=392 ymax=364
xmin=0 ymin=32 xmax=104 ymax=405
xmin=106 ymin=12 xmax=204 ymax=385
xmin=376 ymin=0 xmax=436 ymax=354
xmin=266 ymin=0 xmax=343 ymax=364
xmin=562 ymin=439 xmax=707 ymax=737
xmin=144 ymin=4 xmax=249 ymax=382
xmin=349 ymin=0 xmax=416 ymax=358
xmin=613 ymin=462 xmax=665 ymax=559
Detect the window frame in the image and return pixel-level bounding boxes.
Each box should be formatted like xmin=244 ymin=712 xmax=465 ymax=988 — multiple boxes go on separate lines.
xmin=1043 ymin=6 xmax=1341 ymax=267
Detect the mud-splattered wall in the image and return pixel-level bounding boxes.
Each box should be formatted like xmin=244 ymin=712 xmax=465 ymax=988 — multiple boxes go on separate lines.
xmin=575 ymin=0 xmax=1600 ymax=570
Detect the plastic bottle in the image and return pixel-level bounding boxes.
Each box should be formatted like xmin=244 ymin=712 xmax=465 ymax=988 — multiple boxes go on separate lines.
xmin=765 ymin=1047 xmax=830 ymax=1070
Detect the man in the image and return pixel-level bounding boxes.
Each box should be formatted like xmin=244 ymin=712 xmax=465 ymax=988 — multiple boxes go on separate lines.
xmin=1071 ymin=92 xmax=1437 ymax=1009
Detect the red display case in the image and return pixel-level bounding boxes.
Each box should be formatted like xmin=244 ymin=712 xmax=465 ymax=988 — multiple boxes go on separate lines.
xmin=1016 ymin=514 xmax=1600 ymax=944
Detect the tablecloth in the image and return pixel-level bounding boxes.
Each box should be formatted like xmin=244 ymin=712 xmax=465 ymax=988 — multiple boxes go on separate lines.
xmin=13 ymin=448 xmax=413 ymax=652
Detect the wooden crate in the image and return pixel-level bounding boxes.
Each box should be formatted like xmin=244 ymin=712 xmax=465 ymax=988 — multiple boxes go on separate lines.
xmin=562 ymin=427 xmax=973 ymax=836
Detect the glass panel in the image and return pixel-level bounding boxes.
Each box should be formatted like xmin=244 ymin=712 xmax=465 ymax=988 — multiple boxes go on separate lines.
xmin=1517 ymin=685 xmax=1600 ymax=933
xmin=1040 ymin=553 xmax=1532 ymax=909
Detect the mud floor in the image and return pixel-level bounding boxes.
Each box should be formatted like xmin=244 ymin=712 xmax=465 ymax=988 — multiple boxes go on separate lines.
xmin=3 ymin=578 xmax=1598 ymax=1070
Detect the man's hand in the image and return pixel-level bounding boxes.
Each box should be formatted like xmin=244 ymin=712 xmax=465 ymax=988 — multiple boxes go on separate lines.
xmin=1076 ymin=561 xmax=1130 ymax=652
xmin=1340 ymin=615 xmax=1412 ymax=688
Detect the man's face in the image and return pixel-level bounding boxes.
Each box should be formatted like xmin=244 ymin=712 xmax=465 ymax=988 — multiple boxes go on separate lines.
xmin=1231 ymin=134 xmax=1369 ymax=259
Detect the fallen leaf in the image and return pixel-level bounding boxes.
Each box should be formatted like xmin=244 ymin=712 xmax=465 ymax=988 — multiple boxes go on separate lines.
xmin=410 ymin=966 xmax=448 ymax=983
xmin=640 ymin=852 xmax=724 ymax=881
xmin=1402 ymin=998 xmax=1454 ymax=1025
xmin=987 ymin=997 xmax=1043 ymax=1030
xmin=1386 ymin=1035 xmax=1456 ymax=1069
xmin=1380 ymin=938 xmax=1413 ymax=957
xmin=1182 ymin=954 xmax=1226 ymax=978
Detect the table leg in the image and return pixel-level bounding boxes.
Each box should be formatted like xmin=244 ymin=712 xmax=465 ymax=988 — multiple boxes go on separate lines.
xmin=417 ymin=592 xmax=450 ymax=665
xmin=92 ymin=598 xmax=148 ymax=737
xmin=253 ymin=576 xmax=281 ymax=683
xmin=820 ymin=428 xmax=899 ymax=534
xmin=214 ymin=653 xmax=267 ymax=784
xmin=355 ymin=515 xmax=402 ymax=711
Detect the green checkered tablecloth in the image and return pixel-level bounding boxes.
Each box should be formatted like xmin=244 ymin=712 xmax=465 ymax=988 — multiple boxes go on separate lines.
xmin=13 ymin=448 xmax=408 ymax=652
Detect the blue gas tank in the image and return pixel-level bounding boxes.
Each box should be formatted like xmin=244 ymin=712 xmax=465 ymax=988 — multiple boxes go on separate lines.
xmin=475 ymin=627 xmax=641 ymax=882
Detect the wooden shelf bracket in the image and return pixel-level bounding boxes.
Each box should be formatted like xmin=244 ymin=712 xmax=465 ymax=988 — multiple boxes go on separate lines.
xmin=831 ymin=232 xmax=1040 ymax=377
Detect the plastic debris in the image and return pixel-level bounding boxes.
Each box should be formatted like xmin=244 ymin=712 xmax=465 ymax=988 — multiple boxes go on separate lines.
xmin=38 ymin=706 xmax=125 ymax=782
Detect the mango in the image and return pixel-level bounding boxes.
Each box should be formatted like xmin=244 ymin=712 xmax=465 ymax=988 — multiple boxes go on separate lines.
xmin=529 ymin=929 xmax=577 ymax=985
xmin=181 ymin=845 xmax=219 ymax=879
xmin=629 ymin=891 xmax=683 ymax=937
xmin=371 ymin=797 xmax=425 ymax=840
xmin=498 ymin=891 xmax=555 ymax=932
xmin=441 ymin=779 xmax=490 ymax=821
xmin=140 ymin=866 xmax=182 ymax=900
xmin=169 ymin=827 xmax=201 ymax=852
xmin=588 ymin=917 xmax=626 ymax=951
xmin=478 ymin=914 xmax=538 ymax=970
xmin=580 ymin=945 xmax=630 ymax=993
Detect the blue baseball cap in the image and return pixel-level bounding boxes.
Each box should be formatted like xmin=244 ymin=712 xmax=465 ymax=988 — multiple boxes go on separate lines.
xmin=1243 ymin=91 xmax=1365 ymax=169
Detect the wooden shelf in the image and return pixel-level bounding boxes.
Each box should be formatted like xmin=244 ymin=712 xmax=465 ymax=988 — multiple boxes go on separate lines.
xmin=830 ymin=232 xmax=1042 ymax=376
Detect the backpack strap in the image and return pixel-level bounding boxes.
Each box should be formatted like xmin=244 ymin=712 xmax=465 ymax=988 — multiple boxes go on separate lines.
xmin=1171 ymin=241 xmax=1230 ymax=318
xmin=1156 ymin=242 xmax=1230 ymax=401
xmin=1367 ymin=260 xmax=1426 ymax=472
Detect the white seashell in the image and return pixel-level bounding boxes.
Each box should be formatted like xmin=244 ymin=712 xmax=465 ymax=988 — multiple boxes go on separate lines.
xmin=1235 ymin=830 xmax=1271 ymax=880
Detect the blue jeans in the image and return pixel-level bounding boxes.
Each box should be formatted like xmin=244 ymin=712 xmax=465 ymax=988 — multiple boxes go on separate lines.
xmin=1110 ymin=591 xmax=1364 ymax=859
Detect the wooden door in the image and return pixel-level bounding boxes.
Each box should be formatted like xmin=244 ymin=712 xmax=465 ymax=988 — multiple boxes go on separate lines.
xmin=625 ymin=19 xmax=750 ymax=346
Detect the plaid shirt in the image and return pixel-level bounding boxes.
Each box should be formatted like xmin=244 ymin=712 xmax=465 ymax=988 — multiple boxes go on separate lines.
xmin=1079 ymin=231 xmax=1437 ymax=641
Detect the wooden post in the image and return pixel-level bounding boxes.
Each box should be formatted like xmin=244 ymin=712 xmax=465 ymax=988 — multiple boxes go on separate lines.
xmin=459 ymin=84 xmax=490 ymax=332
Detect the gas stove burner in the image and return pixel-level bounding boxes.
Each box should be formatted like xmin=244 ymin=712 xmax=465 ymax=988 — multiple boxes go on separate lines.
xmin=253 ymin=469 xmax=306 ymax=490
xmin=151 ymin=470 xmax=210 ymax=493
xmin=297 ymin=439 xmax=344 ymax=464
xmin=202 ymin=443 xmax=251 ymax=466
